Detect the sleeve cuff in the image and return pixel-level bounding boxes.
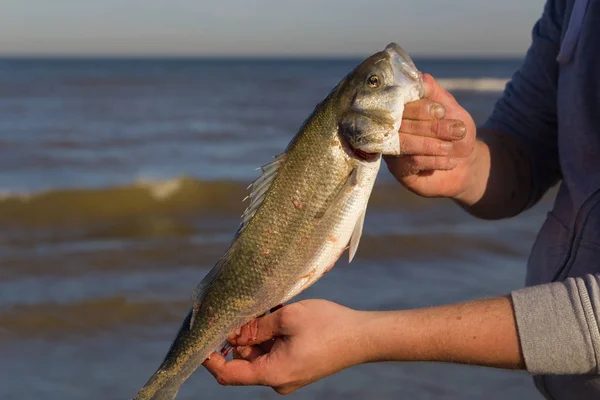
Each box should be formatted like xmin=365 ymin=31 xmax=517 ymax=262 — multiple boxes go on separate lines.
xmin=511 ymin=277 xmax=599 ymax=375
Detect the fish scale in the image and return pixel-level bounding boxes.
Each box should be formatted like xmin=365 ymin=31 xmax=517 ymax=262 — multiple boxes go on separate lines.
xmin=133 ymin=42 xmax=423 ymax=399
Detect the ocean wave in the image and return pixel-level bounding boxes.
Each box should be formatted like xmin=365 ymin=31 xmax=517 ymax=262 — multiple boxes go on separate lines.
xmin=0 ymin=176 xmax=433 ymax=228
xmin=437 ymin=78 xmax=509 ymax=92
xmin=0 ymin=176 xmax=247 ymax=227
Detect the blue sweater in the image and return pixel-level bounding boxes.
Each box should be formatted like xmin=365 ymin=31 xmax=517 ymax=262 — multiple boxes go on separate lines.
xmin=483 ymin=0 xmax=600 ymax=398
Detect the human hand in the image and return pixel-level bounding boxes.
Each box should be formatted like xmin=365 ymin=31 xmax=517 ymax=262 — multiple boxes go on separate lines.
xmin=203 ymin=300 xmax=368 ymax=395
xmin=385 ymin=74 xmax=480 ymax=200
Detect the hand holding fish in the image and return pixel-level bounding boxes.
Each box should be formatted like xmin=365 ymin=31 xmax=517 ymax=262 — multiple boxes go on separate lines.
xmin=203 ymin=300 xmax=366 ymax=395
xmin=204 ymin=297 xmax=524 ymax=395
xmin=385 ymin=73 xmax=479 ymax=201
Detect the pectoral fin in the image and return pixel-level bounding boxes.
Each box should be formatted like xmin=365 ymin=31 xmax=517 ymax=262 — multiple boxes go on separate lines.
xmin=348 ymin=206 xmax=366 ymax=263
xmin=315 ymin=167 xmax=358 ymax=220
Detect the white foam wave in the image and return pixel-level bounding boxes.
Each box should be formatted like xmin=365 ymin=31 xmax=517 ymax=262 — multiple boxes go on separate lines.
xmin=0 ymin=190 xmax=34 ymax=201
xmin=134 ymin=177 xmax=186 ymax=201
xmin=437 ymin=78 xmax=509 ymax=92
xmin=0 ymin=177 xmax=190 ymax=202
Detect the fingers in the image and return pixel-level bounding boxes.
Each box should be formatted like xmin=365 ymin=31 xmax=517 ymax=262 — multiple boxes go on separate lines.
xmin=400 ymin=119 xmax=466 ymax=141
xmin=234 ymin=345 xmax=266 ymax=362
xmin=404 ymin=98 xmax=445 ymax=121
xmin=422 ymin=73 xmax=448 ymax=100
xmin=398 ymin=73 xmax=469 ymax=160
xmin=233 ymin=338 xmax=276 ymax=360
xmin=203 ymin=353 xmax=267 ymax=386
xmin=404 ymin=74 xmax=461 ymax=121
xmin=386 ymin=155 xmax=457 ymax=177
xmin=228 ymin=308 xmax=286 ymax=346
xmin=400 ymin=134 xmax=452 ymax=156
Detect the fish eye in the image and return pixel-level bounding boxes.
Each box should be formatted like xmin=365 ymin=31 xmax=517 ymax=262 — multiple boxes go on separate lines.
xmin=367 ymin=75 xmax=380 ymax=88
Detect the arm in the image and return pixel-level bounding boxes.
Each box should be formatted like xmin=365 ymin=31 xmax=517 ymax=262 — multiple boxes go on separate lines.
xmin=362 ymin=295 xmax=524 ymax=369
xmin=204 ymin=275 xmax=600 ymax=393
xmin=201 ymin=297 xmax=523 ymax=394
xmin=367 ymin=274 xmax=600 ymax=375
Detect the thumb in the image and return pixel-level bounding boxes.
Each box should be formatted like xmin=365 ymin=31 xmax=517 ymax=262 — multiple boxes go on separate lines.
xmin=228 ymin=310 xmax=285 ymax=346
xmin=422 ymin=73 xmax=455 ymax=105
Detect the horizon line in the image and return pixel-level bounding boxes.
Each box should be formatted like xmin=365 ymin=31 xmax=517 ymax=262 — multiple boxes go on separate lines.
xmin=0 ymin=52 xmax=526 ymax=60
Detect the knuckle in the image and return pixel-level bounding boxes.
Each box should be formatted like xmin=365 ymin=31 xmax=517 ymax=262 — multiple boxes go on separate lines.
xmin=407 ymin=155 xmax=420 ymax=168
xmin=436 ymin=140 xmax=447 ymax=154
xmin=430 ymin=120 xmax=440 ymax=136
xmin=274 ymin=386 xmax=296 ymax=395
xmin=422 ymin=73 xmax=435 ymax=89
xmin=421 ymin=139 xmax=434 ymax=154
xmin=215 ymin=374 xmax=228 ymax=386
xmin=424 ymin=138 xmax=444 ymax=155
xmin=424 ymin=74 xmax=442 ymax=98
xmin=404 ymin=156 xmax=422 ymax=172
xmin=277 ymin=305 xmax=298 ymax=328
xmin=400 ymin=118 xmax=414 ymax=132
xmin=399 ymin=135 xmax=415 ymax=155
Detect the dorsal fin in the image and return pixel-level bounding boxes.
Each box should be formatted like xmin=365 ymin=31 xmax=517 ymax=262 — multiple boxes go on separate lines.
xmin=238 ymin=153 xmax=286 ymax=235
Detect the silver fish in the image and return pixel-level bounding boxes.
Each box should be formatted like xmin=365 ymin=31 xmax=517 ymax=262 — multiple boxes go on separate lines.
xmin=133 ymin=42 xmax=423 ymax=399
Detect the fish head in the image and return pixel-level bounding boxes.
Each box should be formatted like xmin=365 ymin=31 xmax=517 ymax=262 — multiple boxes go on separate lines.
xmin=338 ymin=42 xmax=424 ymax=160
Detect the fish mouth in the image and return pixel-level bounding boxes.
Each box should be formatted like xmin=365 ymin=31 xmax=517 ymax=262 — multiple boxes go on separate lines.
xmin=385 ymin=43 xmax=424 ymax=98
xmin=352 ymin=147 xmax=379 ymax=162
xmin=339 ymin=134 xmax=381 ymax=162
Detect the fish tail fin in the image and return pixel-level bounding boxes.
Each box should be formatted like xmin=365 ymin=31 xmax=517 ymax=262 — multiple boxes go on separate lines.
xmin=134 ymin=310 xmax=211 ymax=400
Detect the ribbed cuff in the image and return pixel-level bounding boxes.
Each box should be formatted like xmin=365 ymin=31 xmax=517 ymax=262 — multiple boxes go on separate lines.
xmin=511 ymin=278 xmax=597 ymax=375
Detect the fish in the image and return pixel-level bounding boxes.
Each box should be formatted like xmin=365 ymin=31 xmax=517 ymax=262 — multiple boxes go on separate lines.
xmin=132 ymin=42 xmax=424 ymax=399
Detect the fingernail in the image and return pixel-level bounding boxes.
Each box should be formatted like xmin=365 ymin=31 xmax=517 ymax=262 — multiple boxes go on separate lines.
xmin=235 ymin=327 xmax=241 ymax=336
xmin=450 ymin=122 xmax=466 ymax=138
xmin=441 ymin=142 xmax=453 ymax=153
xmin=430 ymin=103 xmax=445 ymax=119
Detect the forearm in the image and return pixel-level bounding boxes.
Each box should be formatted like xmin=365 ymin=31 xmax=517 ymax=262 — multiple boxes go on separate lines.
xmin=360 ymin=295 xmax=525 ymax=369
xmin=454 ymin=128 xmax=533 ymax=220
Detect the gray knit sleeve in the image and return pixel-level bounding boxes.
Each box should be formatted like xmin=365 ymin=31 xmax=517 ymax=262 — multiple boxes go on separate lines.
xmin=511 ymin=274 xmax=600 ymax=374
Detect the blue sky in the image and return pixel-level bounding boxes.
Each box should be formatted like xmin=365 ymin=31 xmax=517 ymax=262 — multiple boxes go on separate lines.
xmin=0 ymin=0 xmax=545 ymax=56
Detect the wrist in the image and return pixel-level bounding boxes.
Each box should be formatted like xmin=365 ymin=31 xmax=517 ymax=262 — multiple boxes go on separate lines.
xmin=452 ymin=139 xmax=490 ymax=206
